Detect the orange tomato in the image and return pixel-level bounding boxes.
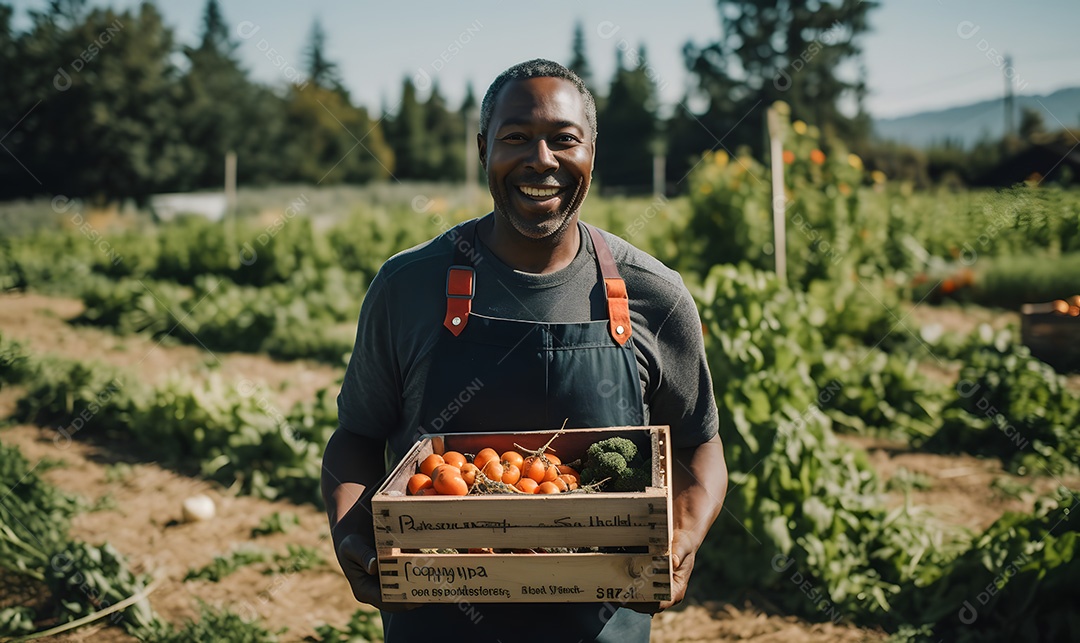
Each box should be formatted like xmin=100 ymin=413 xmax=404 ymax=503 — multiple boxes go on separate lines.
xmin=501 ymin=463 xmax=521 ymax=485
xmin=407 ymin=473 xmax=433 ymax=496
xmin=544 ymin=453 xmax=561 ymax=466
xmin=473 ymin=448 xmax=499 ymax=470
xmin=482 ymin=460 xmax=521 ymax=485
xmin=515 ymin=478 xmax=539 ymax=494
xmin=500 ymin=451 xmax=524 ymax=470
xmin=543 ymin=464 xmax=559 ymax=482
xmin=442 ymin=451 xmax=467 ymax=468
xmin=550 ymin=477 xmax=569 ymax=492
xmin=419 ymin=487 xmax=440 ymax=496
xmin=433 ymin=466 xmax=468 ymax=495
xmin=556 ymin=465 xmax=580 ymax=480
xmin=419 ymin=454 xmax=445 ymax=476
xmin=460 ymin=463 xmax=480 ymax=487
xmin=558 ymin=474 xmax=579 ymax=490
xmin=522 ymin=456 xmax=550 ymax=483
xmin=536 ymin=481 xmax=561 ymax=494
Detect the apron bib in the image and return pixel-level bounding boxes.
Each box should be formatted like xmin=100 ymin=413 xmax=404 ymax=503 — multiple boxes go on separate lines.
xmin=383 ymin=218 xmax=651 ymax=642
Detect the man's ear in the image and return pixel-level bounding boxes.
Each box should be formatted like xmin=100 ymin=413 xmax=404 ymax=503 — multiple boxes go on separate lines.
xmin=477 ymin=133 xmax=487 ymax=171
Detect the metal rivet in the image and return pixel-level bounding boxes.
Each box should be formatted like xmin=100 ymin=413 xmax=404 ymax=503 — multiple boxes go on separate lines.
xmin=452 ymin=316 xmax=462 ymax=326
xmin=616 ymin=325 xmax=625 ymax=335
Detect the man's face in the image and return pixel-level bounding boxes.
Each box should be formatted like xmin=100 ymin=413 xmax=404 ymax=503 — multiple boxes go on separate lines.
xmin=479 ymin=77 xmax=594 ymax=241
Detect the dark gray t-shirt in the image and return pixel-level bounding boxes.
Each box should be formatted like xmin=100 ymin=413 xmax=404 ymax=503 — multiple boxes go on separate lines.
xmin=337 ymin=214 xmax=718 ymax=460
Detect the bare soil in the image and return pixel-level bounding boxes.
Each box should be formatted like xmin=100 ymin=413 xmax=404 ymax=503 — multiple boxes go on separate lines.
xmin=841 ymin=435 xmax=1079 ymax=532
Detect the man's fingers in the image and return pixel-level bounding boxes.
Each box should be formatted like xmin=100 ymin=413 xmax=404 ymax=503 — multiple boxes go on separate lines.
xmin=339 ymin=533 xmax=378 ymax=575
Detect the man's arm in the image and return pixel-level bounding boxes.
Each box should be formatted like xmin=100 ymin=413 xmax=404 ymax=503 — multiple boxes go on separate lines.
xmin=664 ymin=432 xmax=727 ymax=610
xmin=321 ymin=425 xmax=414 ymax=611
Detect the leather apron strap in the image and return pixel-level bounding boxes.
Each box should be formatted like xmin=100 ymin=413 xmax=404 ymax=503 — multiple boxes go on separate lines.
xmin=442 ymin=219 xmax=632 ymax=344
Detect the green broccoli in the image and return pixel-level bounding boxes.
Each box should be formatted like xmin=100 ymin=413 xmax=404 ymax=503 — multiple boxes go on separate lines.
xmin=581 ymin=438 xmax=650 ymax=492
xmin=585 ymin=437 xmax=637 ymax=463
xmin=610 ymin=467 xmax=651 ymax=492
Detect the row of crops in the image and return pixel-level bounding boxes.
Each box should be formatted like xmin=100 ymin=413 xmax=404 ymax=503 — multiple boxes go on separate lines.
xmin=2 ymin=105 xmax=1079 ymax=639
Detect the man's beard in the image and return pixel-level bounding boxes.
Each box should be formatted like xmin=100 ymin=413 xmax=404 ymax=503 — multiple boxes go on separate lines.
xmin=489 ymin=178 xmax=587 ymax=242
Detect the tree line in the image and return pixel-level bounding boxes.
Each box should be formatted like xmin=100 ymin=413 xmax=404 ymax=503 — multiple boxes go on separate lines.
xmin=0 ymin=0 xmax=878 ymax=202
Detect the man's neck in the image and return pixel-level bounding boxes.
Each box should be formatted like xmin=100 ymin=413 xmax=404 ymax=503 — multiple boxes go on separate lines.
xmin=481 ymin=213 xmax=581 ymax=275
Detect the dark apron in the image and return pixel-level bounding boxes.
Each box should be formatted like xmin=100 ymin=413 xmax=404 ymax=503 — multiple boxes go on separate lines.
xmin=382 ymin=218 xmax=650 ymax=642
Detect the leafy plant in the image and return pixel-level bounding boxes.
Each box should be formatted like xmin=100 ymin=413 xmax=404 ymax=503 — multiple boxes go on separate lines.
xmin=184 ymin=548 xmax=270 ymax=583
xmin=927 ymin=325 xmax=1080 ymax=476
xmin=150 ymin=601 xmax=283 ymax=642
xmin=251 ymin=512 xmax=301 ymax=538
xmin=309 ymin=609 xmax=383 ymax=643
xmin=0 ymin=443 xmax=158 ymax=637
xmin=898 ymin=488 xmax=1080 ymax=642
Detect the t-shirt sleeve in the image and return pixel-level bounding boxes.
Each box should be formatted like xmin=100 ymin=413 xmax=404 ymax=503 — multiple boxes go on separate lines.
xmin=337 ymin=270 xmax=401 ymax=442
xmin=647 ymin=280 xmax=719 ymax=450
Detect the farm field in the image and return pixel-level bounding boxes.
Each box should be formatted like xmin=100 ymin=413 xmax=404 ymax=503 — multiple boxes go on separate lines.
xmin=2 ymin=289 xmax=1072 ymax=642
xmin=0 ymin=290 xmax=890 ymax=642
xmin=3 ymin=126 xmax=1080 ymax=641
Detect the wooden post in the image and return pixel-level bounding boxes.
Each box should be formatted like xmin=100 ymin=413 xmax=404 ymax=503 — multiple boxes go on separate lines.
xmin=464 ymin=108 xmax=478 ymax=208
xmin=766 ymin=107 xmax=787 ymax=286
xmin=225 ymin=150 xmax=237 ymax=214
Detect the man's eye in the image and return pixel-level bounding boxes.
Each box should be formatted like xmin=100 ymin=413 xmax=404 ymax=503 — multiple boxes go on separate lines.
xmin=501 ymin=133 xmax=526 ymax=142
xmin=555 ymin=134 xmax=580 ymax=143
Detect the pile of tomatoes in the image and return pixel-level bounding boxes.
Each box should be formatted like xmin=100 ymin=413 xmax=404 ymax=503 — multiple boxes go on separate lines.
xmin=406 ymin=448 xmax=582 ymax=496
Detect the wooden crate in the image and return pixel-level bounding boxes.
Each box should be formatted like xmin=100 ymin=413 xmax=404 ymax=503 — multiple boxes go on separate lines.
xmin=1021 ymin=303 xmax=1080 ymax=372
xmin=371 ymin=426 xmax=672 ymax=604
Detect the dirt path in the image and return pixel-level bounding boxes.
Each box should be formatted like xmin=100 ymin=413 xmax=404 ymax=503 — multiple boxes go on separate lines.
xmin=841 ymin=435 xmax=1080 ymax=532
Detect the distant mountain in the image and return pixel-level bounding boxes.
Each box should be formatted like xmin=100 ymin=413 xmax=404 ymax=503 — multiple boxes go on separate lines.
xmin=873 ymin=87 xmax=1080 ymax=148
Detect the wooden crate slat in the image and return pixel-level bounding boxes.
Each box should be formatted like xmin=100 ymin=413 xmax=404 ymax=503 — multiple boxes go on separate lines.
xmin=378 ymin=552 xmax=671 ymax=603
xmin=374 ymin=492 xmax=667 ymax=549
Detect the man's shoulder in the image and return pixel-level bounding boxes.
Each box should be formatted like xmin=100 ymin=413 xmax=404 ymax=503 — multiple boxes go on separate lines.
xmin=590 ymin=225 xmax=686 ymax=293
xmin=376 ymin=219 xmax=474 ymax=285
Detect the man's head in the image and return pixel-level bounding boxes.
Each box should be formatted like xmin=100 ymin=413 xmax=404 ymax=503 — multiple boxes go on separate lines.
xmin=478 ymin=59 xmax=597 ymax=241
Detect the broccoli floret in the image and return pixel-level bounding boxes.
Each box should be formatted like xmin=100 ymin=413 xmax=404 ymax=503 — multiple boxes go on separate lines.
xmin=585 ymin=437 xmax=637 ymax=462
xmin=581 ymin=451 xmax=628 ymax=484
xmin=610 ymin=467 xmax=651 ymax=492
xmin=582 ymin=438 xmax=652 ymax=489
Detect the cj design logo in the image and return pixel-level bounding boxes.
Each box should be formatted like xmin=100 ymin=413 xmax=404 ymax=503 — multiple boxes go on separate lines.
xmin=956 ymin=21 xmax=981 ymax=40
xmin=414 ymin=68 xmax=432 ymax=91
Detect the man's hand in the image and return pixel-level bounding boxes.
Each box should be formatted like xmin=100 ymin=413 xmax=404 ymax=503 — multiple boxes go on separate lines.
xmin=625 ymin=528 xmax=698 ymax=615
xmin=659 ymin=528 xmax=697 ymax=611
xmin=336 ymin=533 xmax=417 ymax=613
xmin=630 ymin=435 xmax=727 ymax=615
xmin=323 ymin=429 xmax=418 ymax=611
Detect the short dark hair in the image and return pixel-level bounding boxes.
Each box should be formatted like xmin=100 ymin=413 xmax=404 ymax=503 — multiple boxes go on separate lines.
xmin=479 ymin=58 xmax=597 ymax=141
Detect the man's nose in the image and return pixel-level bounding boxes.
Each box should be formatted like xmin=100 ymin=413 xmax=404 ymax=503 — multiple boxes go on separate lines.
xmin=525 ymin=139 xmax=558 ymax=173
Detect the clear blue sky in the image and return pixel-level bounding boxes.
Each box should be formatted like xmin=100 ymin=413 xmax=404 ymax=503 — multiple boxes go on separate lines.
xmin=10 ymin=0 xmax=1080 ymax=120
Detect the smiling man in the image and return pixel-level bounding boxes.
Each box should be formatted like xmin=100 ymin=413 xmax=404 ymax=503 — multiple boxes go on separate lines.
xmin=322 ymin=59 xmax=727 ymax=643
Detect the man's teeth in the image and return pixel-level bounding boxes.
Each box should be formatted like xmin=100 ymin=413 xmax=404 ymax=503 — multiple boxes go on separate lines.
xmin=520 ymin=186 xmax=561 ymax=198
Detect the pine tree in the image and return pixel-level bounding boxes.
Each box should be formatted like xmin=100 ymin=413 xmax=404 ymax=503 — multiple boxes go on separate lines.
xmin=568 ymin=20 xmax=593 ymax=89
xmin=596 ymin=43 xmax=659 ymax=188
xmin=305 ymin=19 xmax=344 ymax=94
xmin=681 ymin=0 xmax=877 ymax=157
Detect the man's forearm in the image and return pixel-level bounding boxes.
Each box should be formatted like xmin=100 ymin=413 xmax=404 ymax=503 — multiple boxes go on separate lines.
xmin=670 ymin=433 xmax=728 ymax=549
xmin=321 ymin=428 xmax=387 ymax=550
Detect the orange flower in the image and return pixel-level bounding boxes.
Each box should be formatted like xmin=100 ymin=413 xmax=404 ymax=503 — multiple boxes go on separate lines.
xmin=782 ymin=149 xmax=795 ymax=165
xmin=810 ymin=149 xmax=825 ymax=165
